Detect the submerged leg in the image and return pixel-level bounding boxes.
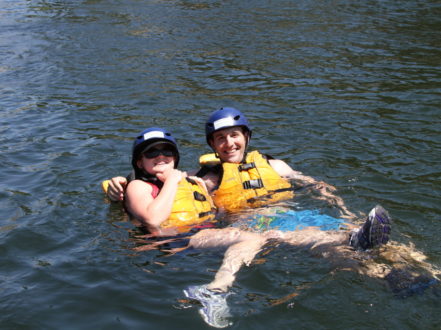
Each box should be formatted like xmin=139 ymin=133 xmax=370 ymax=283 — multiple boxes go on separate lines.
xmin=276 ymin=205 xmax=392 ymax=251
xmin=188 ymin=206 xmax=392 ymax=294
xmin=207 ymin=236 xmax=268 ymax=292
xmin=187 ymin=227 xmax=265 ymax=249
xmin=182 ymin=205 xmax=396 ymax=327
xmin=184 ymin=229 xmax=269 ymax=328
xmin=280 ymin=207 xmax=439 ymax=297
xmin=274 ymin=206 xmax=393 ymax=275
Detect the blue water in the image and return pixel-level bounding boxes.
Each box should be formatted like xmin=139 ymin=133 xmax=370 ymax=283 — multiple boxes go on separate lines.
xmin=1 ymin=0 xmax=441 ymax=329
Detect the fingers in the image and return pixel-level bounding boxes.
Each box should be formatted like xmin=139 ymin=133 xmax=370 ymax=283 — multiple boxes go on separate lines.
xmin=177 ymin=170 xmax=186 ymax=181
xmin=188 ymin=175 xmax=204 ymax=185
xmin=156 ymin=172 xmax=166 ymax=182
xmin=107 ymin=176 xmax=127 ymax=202
xmin=158 ymin=169 xmax=185 ymax=184
xmin=314 ymin=193 xmax=357 ymax=221
xmin=168 ymin=169 xmax=184 ymax=182
xmin=340 ymin=206 xmax=357 ymax=220
xmin=314 ymin=181 xmax=337 ymax=193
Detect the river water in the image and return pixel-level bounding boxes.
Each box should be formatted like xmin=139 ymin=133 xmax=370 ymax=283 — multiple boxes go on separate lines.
xmin=1 ymin=0 xmax=440 ymax=329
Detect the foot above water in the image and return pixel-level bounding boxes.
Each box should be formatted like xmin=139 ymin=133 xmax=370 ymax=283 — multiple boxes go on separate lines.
xmin=183 ymin=284 xmax=232 ymax=328
xmin=349 ymin=205 xmax=392 ymax=251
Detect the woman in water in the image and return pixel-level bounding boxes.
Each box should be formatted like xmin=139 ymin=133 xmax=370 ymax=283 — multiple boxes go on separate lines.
xmin=123 ymin=127 xmax=216 ymax=236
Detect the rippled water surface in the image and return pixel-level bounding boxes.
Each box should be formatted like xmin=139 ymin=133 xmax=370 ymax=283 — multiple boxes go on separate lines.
xmin=1 ymin=0 xmax=440 ymax=329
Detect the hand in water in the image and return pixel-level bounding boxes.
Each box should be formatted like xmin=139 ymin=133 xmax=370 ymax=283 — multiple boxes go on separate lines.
xmin=107 ymin=176 xmax=128 ymax=201
xmin=314 ymin=181 xmax=337 ymax=193
xmin=313 ymin=181 xmax=357 ymax=220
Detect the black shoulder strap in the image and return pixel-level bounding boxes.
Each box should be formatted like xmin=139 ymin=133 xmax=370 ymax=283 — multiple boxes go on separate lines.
xmin=129 ymin=170 xmax=163 ymax=189
xmin=126 ymin=170 xmax=136 ymax=183
xmin=195 ymin=164 xmax=222 ymax=178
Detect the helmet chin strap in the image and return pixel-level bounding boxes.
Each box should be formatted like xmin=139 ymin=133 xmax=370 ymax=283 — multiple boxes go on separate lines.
xmin=241 ymin=152 xmax=248 ymax=164
xmin=242 ymin=131 xmax=252 ymax=163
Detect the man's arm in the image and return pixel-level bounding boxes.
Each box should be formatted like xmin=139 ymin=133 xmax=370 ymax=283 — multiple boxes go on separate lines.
xmin=188 ymin=168 xmax=219 ymax=195
xmin=106 ymin=168 xmax=214 ymax=202
xmin=269 ymin=159 xmax=357 ymax=219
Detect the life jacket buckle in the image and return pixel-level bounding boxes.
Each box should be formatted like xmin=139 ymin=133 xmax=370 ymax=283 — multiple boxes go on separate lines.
xmin=186 ymin=177 xmax=196 ymax=185
xmin=193 ymin=191 xmax=207 ymax=201
xmin=238 ymin=162 xmax=256 ymax=171
xmin=243 ymin=179 xmax=263 ymax=189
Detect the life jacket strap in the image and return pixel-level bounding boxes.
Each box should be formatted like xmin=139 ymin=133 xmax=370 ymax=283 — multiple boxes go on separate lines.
xmin=198 ymin=210 xmax=215 ymax=218
xmin=238 ymin=162 xmax=256 ymax=171
xmin=246 ymin=187 xmax=293 ymax=203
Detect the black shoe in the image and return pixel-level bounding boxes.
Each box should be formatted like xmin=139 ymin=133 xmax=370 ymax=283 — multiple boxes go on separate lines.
xmin=349 ymin=205 xmax=391 ymax=250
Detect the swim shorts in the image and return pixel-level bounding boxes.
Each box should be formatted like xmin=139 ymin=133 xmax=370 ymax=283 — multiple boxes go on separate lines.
xmin=246 ymin=209 xmax=345 ymax=232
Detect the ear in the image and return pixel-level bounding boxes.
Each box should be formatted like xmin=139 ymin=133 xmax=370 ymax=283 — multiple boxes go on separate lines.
xmin=136 ymin=158 xmax=143 ymax=169
xmin=208 ymin=138 xmax=215 ymax=150
xmin=243 ymin=130 xmax=250 ymax=143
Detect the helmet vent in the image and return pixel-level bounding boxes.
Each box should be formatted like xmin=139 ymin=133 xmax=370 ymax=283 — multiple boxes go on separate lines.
xmin=234 ymin=115 xmax=240 ymax=120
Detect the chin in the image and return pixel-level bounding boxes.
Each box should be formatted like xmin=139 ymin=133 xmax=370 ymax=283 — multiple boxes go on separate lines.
xmin=224 ymin=154 xmax=243 ymax=163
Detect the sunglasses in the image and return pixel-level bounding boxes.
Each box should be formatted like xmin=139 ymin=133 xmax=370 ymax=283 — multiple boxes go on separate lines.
xmin=143 ymin=148 xmax=177 ymax=159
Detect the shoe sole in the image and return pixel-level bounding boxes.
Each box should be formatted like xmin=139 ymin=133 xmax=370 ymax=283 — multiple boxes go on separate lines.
xmin=184 ymin=285 xmax=231 ymax=328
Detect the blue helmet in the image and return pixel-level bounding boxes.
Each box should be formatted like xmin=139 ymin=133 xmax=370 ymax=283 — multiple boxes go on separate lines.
xmin=205 ymin=107 xmax=252 ymax=144
xmin=132 ymin=127 xmax=180 ymax=170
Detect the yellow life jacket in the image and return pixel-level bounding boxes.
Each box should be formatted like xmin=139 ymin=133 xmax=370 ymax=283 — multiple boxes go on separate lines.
xmin=101 ymin=177 xmax=216 ymax=233
xmin=201 ymin=150 xmax=293 ymax=212
xmin=161 ymin=177 xmax=216 ymax=232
